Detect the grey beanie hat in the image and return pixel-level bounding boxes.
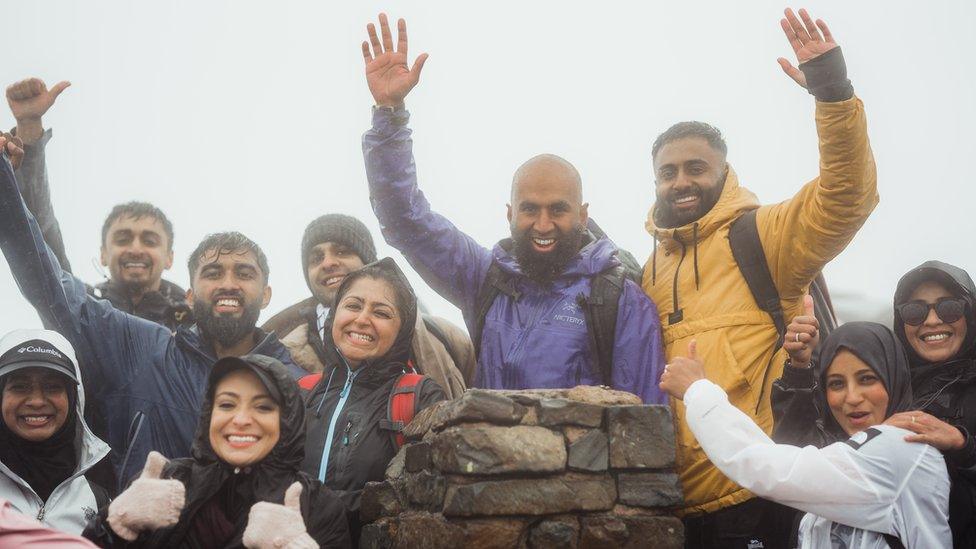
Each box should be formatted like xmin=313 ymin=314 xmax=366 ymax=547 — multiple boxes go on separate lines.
xmin=301 ymin=214 xmax=377 ymax=283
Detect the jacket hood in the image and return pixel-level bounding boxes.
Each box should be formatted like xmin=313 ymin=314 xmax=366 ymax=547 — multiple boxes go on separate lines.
xmin=191 ymin=354 xmax=306 ymax=471
xmin=814 ymin=322 xmax=913 ymax=440
xmin=893 ymin=260 xmax=976 ymax=365
xmin=492 ymin=231 xmax=621 ymax=280
xmin=645 ymin=166 xmax=760 ymax=249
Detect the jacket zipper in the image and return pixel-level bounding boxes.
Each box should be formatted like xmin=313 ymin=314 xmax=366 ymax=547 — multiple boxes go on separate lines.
xmin=342 ymin=421 xmax=353 ymax=446
xmin=36 ymin=505 xmax=45 ymax=521
xmin=317 ymin=366 xmax=359 ymax=482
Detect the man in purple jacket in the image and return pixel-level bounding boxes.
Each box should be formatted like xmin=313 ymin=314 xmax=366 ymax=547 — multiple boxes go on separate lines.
xmin=359 ymin=14 xmax=666 ymax=403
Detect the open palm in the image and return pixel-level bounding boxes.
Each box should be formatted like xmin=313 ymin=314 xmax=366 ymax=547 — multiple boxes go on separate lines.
xmin=777 ymin=8 xmax=838 ymax=89
xmin=362 ymin=14 xmax=428 ymax=107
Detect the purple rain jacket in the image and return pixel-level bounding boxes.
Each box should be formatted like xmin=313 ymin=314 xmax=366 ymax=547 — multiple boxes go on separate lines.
xmin=363 ymin=108 xmax=666 ymax=404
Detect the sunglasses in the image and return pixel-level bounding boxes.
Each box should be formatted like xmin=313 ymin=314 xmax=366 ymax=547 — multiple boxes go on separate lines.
xmin=896 ymin=297 xmax=967 ymax=326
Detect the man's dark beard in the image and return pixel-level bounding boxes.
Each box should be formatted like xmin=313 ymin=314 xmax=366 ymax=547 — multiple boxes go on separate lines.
xmin=654 ymin=179 xmax=724 ymax=229
xmin=511 ymin=224 xmax=585 ymax=285
xmin=193 ymin=295 xmax=261 ymax=348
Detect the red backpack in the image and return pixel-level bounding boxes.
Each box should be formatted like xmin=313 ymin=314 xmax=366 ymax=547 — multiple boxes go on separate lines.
xmin=298 ymin=371 xmax=425 ymax=449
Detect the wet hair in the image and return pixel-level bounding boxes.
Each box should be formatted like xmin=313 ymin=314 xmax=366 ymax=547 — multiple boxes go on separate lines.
xmin=101 ymin=201 xmax=175 ymax=251
xmin=652 ymin=121 xmax=728 ymax=160
xmin=187 ymin=232 xmax=270 ymax=284
xmin=334 ymin=262 xmax=413 ymax=318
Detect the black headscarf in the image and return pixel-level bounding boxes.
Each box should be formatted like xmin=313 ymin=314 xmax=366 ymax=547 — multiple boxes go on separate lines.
xmin=815 ymin=322 xmax=913 ymax=440
xmin=0 ymin=372 xmax=79 ymax=502
xmin=323 ymin=257 xmax=418 ymax=373
xmin=893 ymin=260 xmax=976 ymax=367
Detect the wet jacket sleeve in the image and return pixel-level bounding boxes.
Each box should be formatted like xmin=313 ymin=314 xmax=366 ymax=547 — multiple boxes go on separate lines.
xmin=757 ymin=85 xmax=878 ymax=302
xmin=685 ymin=379 xmax=951 ymax=546
xmin=945 ymin=426 xmax=976 ymax=470
xmin=363 ymin=108 xmax=493 ymax=315
xmin=612 ymin=280 xmax=667 ymax=404
xmin=304 ymin=484 xmax=353 ymax=549
xmin=0 ymin=154 xmax=169 ymax=400
xmin=12 ymin=129 xmax=73 ymax=273
xmin=770 ymin=362 xmax=828 ymax=447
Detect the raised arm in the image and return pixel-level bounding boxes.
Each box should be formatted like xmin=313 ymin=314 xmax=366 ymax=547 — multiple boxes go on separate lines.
xmin=759 ymin=9 xmax=878 ymax=299
xmin=361 ymin=14 xmax=493 ymax=315
xmin=771 ymin=295 xmax=828 ymax=446
xmin=0 ymin=148 xmax=166 ymax=397
xmin=6 ymin=78 xmax=73 ymax=272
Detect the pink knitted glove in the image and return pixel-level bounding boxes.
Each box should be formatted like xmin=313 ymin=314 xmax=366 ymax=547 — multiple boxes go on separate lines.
xmin=243 ymin=482 xmax=318 ymax=549
xmin=106 ymin=452 xmax=186 ymax=541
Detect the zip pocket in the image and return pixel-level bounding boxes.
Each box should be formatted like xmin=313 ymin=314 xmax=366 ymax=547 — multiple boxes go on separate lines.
xmin=118 ymin=411 xmax=147 ymax=492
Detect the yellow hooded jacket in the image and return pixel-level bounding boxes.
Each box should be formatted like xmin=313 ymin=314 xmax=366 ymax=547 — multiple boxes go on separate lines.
xmin=643 ymin=96 xmax=878 ymax=516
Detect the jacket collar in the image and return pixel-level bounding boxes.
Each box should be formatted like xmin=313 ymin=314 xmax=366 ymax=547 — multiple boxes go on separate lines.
xmin=645 ymin=166 xmax=760 ymax=252
xmin=491 ymin=232 xmax=621 ymax=280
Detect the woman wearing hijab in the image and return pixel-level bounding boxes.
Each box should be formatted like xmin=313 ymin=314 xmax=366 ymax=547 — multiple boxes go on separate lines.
xmin=0 ymin=329 xmax=111 ymax=535
xmin=85 ymin=354 xmax=351 ymax=548
xmin=888 ymin=261 xmax=976 ymax=547
xmin=301 ymin=258 xmax=446 ymax=535
xmin=661 ymin=322 xmax=951 ymax=548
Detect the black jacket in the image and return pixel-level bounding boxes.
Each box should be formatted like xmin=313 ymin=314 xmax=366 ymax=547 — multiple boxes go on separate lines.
xmin=299 ymin=259 xmax=446 ymax=533
xmin=90 ymin=278 xmax=193 ymax=332
xmin=894 ymin=261 xmax=976 ymax=548
xmin=85 ymin=354 xmax=351 ymax=548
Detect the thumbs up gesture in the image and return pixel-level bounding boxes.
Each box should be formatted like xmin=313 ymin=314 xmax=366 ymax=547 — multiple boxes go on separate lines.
xmin=107 ymin=451 xmax=186 ymax=541
xmin=784 ymin=294 xmax=820 ymax=369
xmin=659 ymin=340 xmax=707 ymax=401
xmin=243 ymin=482 xmax=318 ymax=549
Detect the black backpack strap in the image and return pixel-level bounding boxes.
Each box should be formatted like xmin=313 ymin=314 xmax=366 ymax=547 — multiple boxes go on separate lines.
xmin=422 ymin=315 xmax=464 ymax=372
xmin=577 ymin=265 xmax=626 ymax=387
xmin=882 ymin=533 xmax=905 ymax=549
xmin=729 ymin=209 xmax=787 ymax=345
xmin=471 ymin=261 xmax=520 ymax=362
xmin=810 ymin=271 xmax=838 ymax=335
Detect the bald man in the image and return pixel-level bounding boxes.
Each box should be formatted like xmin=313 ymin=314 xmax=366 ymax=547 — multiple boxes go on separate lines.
xmin=359 ymin=14 xmax=665 ymax=402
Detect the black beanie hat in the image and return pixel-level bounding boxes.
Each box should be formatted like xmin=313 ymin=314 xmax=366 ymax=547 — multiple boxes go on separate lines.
xmin=301 ymin=214 xmax=378 ymax=283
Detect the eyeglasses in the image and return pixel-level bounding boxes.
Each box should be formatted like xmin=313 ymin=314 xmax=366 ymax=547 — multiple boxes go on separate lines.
xmin=896 ymin=298 xmax=967 ymax=326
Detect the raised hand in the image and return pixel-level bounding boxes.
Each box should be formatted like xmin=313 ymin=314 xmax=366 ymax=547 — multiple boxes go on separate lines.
xmin=0 ymin=133 xmax=24 ymax=170
xmin=777 ymin=8 xmax=838 ymax=89
xmin=107 ymin=451 xmax=185 ymax=541
xmin=5 ymin=78 xmax=70 ymax=144
xmin=362 ymin=13 xmax=428 ymax=108
xmin=783 ymin=294 xmax=819 ymax=368
xmin=243 ymin=482 xmax=317 ymax=549
xmin=885 ymin=411 xmax=967 ymax=451
xmin=659 ymin=340 xmax=707 ymax=401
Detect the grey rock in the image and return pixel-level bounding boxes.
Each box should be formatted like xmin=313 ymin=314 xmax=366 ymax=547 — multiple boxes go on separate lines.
xmin=567 ymin=430 xmax=609 ymax=472
xmin=617 ymin=472 xmax=683 ymax=508
xmin=431 ymin=424 xmax=566 ymax=475
xmin=405 ymin=441 xmax=432 ymax=473
xmin=607 ymin=405 xmax=675 ymax=469
xmin=579 ymin=515 xmax=683 ymax=549
xmin=360 ymin=481 xmax=403 ymax=522
xmin=528 ymin=516 xmax=580 ymax=549
xmin=537 ymin=398 xmax=605 ymax=428
xmin=442 ymin=474 xmax=617 ymax=516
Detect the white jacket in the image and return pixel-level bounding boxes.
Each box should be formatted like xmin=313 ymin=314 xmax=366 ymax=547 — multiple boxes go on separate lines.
xmin=0 ymin=329 xmax=111 ymax=534
xmin=684 ymin=379 xmax=950 ymax=549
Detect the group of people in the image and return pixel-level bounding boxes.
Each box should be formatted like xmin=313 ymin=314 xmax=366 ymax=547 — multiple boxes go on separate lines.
xmin=0 ymin=7 xmax=971 ymax=549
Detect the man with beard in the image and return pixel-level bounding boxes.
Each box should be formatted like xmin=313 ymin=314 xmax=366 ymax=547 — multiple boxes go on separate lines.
xmin=359 ymin=14 xmax=665 ymax=402
xmin=0 ymin=147 xmax=303 ymax=485
xmin=644 ymin=9 xmax=878 ymax=547
xmin=4 ymin=78 xmax=192 ymax=331
xmin=261 ymin=214 xmax=475 ymax=398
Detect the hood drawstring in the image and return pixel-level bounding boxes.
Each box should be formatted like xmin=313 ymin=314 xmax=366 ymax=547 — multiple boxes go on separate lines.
xmin=313 ymin=366 xmax=339 ymax=418
xmin=692 ymin=222 xmax=700 ymax=290
xmin=651 ymin=233 xmax=659 ymax=286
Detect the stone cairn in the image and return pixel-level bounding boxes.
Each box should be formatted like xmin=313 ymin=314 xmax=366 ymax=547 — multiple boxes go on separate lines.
xmin=359 ymin=386 xmax=684 ymax=548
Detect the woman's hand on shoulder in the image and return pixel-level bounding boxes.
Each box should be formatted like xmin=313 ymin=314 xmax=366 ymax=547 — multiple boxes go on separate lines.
xmin=884 ymin=411 xmax=967 ymax=451
xmin=107 ymin=452 xmax=185 ymax=541
xmin=243 ymin=482 xmax=318 ymax=549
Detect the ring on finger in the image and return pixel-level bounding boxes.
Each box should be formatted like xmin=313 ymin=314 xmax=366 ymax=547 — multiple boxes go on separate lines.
xmin=795 ymin=333 xmax=800 ymax=343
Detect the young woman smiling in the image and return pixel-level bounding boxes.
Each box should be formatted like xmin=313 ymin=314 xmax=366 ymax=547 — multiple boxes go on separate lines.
xmin=0 ymin=329 xmax=111 ymax=535
xmin=85 ymin=355 xmax=350 ymax=548
xmin=661 ymin=321 xmax=952 ymax=548
xmin=888 ymin=261 xmax=976 ymax=546
xmin=300 ymin=258 xmax=445 ymax=540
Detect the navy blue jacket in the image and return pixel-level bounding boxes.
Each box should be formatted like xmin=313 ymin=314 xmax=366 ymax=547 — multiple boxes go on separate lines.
xmin=0 ymin=156 xmax=304 ymax=484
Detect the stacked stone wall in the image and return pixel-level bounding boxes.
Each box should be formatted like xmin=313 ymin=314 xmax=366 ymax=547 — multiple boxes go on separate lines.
xmin=360 ymin=386 xmax=685 ymax=548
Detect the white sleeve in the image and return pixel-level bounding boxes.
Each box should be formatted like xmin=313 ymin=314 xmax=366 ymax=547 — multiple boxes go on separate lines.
xmin=684 ymin=380 xmax=897 ymax=533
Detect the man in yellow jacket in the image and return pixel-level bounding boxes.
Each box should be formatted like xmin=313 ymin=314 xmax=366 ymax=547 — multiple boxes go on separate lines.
xmin=644 ymin=9 xmax=878 ymax=548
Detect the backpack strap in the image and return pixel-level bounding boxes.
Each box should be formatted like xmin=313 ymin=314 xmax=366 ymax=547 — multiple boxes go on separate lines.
xmin=728 ymin=209 xmax=787 ymax=345
xmin=378 ymin=373 xmax=425 ymax=449
xmin=882 ymin=533 xmax=905 ymax=549
xmin=576 ymin=265 xmax=626 ymax=387
xmin=422 ymin=315 xmax=465 ymax=373
xmin=298 ymin=373 xmax=323 ymax=391
xmin=471 ymin=261 xmax=521 ymax=361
